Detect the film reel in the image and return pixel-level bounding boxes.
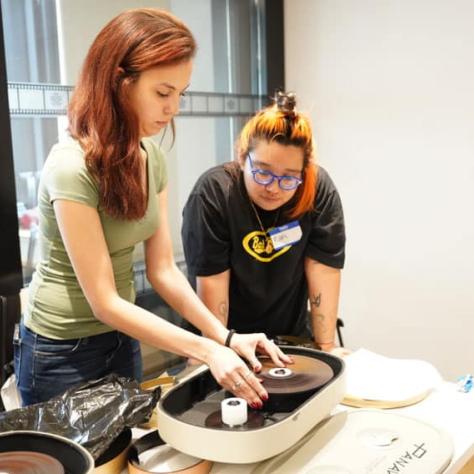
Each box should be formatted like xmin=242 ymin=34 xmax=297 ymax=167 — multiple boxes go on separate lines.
xmin=259 ymin=354 xmax=334 ymax=395
xmin=0 ymin=451 xmax=65 ymax=474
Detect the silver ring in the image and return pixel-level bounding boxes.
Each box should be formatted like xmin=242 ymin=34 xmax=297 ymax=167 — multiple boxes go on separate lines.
xmin=233 ymin=380 xmax=242 ymax=390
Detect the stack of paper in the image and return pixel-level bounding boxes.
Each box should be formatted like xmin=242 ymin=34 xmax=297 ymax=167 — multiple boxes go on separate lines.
xmin=342 ymin=348 xmax=443 ymax=408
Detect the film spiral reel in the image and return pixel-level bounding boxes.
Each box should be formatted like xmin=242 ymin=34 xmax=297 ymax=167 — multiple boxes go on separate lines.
xmin=0 ymin=431 xmax=94 ymax=474
xmin=259 ymin=354 xmax=334 ymax=411
xmin=260 ymin=354 xmax=334 ymax=392
xmin=0 ymin=452 xmax=65 ymax=474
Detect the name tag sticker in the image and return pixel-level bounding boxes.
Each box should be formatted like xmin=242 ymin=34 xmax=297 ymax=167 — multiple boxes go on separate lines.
xmin=268 ymin=220 xmax=302 ymax=250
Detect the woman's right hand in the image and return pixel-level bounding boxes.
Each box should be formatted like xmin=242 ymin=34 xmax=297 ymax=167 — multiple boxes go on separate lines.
xmin=205 ymin=342 xmax=268 ymax=409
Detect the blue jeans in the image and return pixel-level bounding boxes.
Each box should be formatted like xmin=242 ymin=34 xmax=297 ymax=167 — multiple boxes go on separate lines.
xmin=14 ymin=322 xmax=142 ymax=406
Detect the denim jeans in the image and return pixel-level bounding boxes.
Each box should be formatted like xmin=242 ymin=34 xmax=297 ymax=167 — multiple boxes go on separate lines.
xmin=14 ymin=322 xmax=142 ymax=406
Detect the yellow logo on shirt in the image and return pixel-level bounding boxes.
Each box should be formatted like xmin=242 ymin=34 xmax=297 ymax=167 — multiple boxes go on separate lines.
xmin=242 ymin=231 xmax=290 ymax=262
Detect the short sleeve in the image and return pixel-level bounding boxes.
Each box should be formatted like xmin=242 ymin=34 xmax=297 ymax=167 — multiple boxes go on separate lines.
xmin=181 ymin=173 xmax=231 ymax=276
xmin=305 ymin=167 xmax=346 ymax=268
xmin=44 ymin=144 xmax=99 ymax=208
xmin=143 ymin=138 xmax=168 ymax=194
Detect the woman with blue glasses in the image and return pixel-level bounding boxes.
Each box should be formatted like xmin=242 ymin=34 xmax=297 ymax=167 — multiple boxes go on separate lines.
xmin=182 ymin=92 xmax=346 ymax=353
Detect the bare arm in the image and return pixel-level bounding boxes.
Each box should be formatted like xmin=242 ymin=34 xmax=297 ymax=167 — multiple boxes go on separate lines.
xmin=305 ymin=257 xmax=341 ymax=352
xmin=196 ymin=270 xmax=231 ymax=327
xmin=145 ymin=189 xmax=229 ymax=342
xmin=53 ymin=198 xmax=218 ymax=361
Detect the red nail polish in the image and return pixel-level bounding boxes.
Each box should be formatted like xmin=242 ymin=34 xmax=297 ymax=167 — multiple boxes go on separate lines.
xmin=262 ymin=393 xmax=269 ymax=401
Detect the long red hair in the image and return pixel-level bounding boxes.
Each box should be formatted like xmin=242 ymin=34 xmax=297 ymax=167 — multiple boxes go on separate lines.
xmin=68 ymin=8 xmax=196 ymax=219
xmin=237 ymin=93 xmax=317 ymax=219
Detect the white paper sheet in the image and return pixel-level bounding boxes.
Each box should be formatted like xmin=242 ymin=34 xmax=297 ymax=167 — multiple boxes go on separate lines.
xmin=344 ymin=348 xmax=443 ymax=402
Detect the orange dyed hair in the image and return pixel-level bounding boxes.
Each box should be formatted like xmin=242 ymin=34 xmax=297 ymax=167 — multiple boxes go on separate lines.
xmin=237 ymin=94 xmax=318 ymax=219
xmin=68 ymin=9 xmax=196 ymax=219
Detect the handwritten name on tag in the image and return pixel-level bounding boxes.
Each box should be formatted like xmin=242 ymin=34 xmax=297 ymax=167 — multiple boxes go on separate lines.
xmin=268 ymin=220 xmax=302 ymax=251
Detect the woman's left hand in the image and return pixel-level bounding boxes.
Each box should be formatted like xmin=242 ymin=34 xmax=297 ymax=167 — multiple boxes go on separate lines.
xmin=229 ymin=332 xmax=292 ymax=372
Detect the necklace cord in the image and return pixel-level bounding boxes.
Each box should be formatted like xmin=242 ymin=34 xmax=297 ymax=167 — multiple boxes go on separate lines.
xmin=249 ymin=199 xmax=280 ymax=236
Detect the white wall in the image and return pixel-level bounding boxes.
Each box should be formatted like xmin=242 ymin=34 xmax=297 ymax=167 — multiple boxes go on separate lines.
xmin=285 ymin=0 xmax=474 ymax=380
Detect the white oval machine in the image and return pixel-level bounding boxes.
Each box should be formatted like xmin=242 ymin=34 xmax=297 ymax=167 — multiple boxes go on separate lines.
xmin=157 ymin=346 xmax=346 ymax=464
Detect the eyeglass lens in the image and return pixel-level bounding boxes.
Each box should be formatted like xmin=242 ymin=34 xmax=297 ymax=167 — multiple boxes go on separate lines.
xmin=248 ymin=155 xmax=301 ymax=190
xmin=253 ymin=170 xmax=300 ymax=190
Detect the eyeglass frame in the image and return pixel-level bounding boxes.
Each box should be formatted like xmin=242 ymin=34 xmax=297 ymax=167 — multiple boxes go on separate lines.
xmin=246 ymin=153 xmax=303 ymax=191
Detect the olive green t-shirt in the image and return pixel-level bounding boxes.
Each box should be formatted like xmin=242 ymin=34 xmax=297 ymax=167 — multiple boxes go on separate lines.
xmin=25 ymin=137 xmax=167 ymax=339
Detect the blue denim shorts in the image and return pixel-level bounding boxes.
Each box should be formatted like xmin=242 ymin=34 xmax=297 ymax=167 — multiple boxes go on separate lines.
xmin=14 ymin=322 xmax=142 ymax=406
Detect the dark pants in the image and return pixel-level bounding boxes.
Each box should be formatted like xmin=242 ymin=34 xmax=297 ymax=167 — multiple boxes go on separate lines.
xmin=14 ymin=322 xmax=142 ymax=406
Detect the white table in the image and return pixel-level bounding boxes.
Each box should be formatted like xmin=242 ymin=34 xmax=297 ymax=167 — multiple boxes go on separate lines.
xmin=379 ymin=382 xmax=474 ymax=474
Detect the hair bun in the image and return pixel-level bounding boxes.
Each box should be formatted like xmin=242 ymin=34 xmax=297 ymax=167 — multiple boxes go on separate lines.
xmin=275 ymin=91 xmax=297 ymax=117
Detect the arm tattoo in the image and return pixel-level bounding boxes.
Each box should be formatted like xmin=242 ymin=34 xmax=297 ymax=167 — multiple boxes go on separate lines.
xmin=314 ymin=313 xmax=325 ymax=323
xmin=310 ymin=293 xmax=321 ymax=308
xmin=218 ymin=301 xmax=228 ymax=319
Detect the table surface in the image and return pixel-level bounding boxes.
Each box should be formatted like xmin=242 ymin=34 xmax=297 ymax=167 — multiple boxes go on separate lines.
xmin=382 ymin=382 xmax=474 ymax=474
xmin=127 ymin=381 xmax=474 ymax=474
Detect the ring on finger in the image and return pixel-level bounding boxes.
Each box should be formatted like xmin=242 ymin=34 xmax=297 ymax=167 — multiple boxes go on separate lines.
xmin=243 ymin=370 xmax=253 ymax=379
xmin=233 ymin=380 xmax=242 ymax=390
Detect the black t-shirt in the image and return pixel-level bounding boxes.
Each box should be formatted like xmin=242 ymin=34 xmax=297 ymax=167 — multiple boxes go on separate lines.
xmin=181 ymin=162 xmax=345 ymax=338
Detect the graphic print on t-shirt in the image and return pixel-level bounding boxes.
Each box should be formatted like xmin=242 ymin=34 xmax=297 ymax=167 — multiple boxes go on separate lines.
xmin=242 ymin=229 xmax=291 ymax=262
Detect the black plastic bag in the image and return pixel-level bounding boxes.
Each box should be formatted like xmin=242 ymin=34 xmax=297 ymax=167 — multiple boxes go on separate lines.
xmin=0 ymin=374 xmax=160 ymax=459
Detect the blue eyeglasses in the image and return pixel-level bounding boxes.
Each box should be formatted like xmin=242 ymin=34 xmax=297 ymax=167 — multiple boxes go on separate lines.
xmin=247 ymin=154 xmax=303 ymax=191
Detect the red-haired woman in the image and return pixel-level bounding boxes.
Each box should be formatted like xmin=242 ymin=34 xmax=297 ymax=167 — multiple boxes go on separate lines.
xmin=14 ymin=8 xmax=288 ymax=407
xmin=182 ymin=92 xmax=346 ymax=354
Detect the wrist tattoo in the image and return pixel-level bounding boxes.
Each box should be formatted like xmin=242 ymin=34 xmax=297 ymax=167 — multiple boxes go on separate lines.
xmin=310 ymin=293 xmax=321 ymax=308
